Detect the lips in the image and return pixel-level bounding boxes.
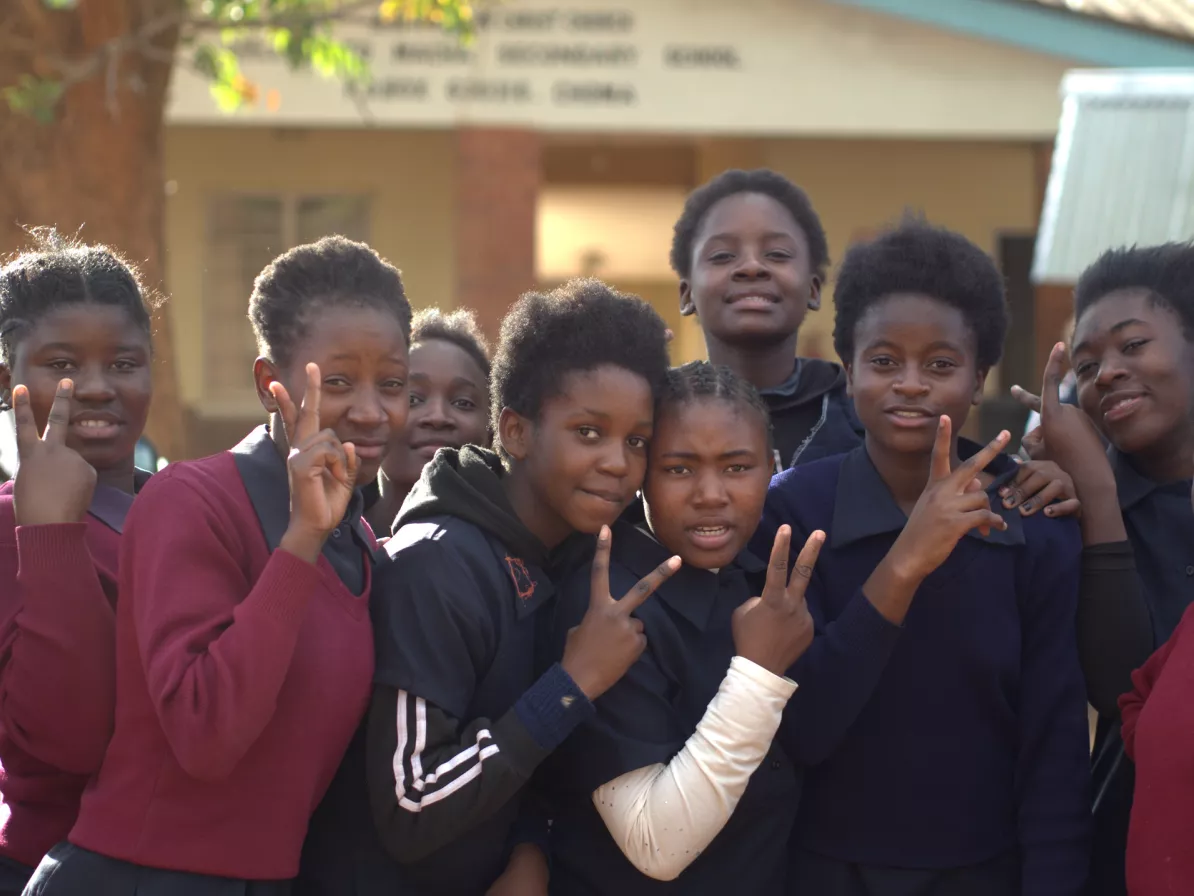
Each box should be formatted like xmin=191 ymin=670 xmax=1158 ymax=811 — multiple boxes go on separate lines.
xmin=70 ymin=412 xmax=123 ymax=441
xmin=410 ymin=440 xmax=455 ymax=459
xmin=687 ymin=522 xmax=735 ymax=551
xmin=725 ymin=293 xmax=780 ymax=311
xmin=347 ymin=439 xmax=388 ymax=461
xmin=580 ymin=488 xmax=625 ymax=506
xmin=884 ymin=407 xmax=936 ymax=428
xmin=1100 ymin=391 xmax=1145 ymax=424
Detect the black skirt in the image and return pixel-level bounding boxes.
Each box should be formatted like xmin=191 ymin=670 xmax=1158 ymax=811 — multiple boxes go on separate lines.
xmin=22 ymin=842 xmax=293 ymax=896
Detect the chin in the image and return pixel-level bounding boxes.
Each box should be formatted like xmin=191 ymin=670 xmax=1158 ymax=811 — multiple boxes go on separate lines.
xmin=356 ymin=458 xmax=384 ymax=485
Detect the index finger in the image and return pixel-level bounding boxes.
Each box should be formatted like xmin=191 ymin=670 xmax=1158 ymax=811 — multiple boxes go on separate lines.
xmin=929 ymin=415 xmax=952 ymax=480
xmin=953 ymin=429 xmax=1011 ymax=484
xmin=11 ymin=385 xmax=39 ymax=453
xmin=762 ymin=525 xmax=793 ymax=605
xmin=269 ymin=380 xmax=299 ymax=442
xmin=785 ymin=530 xmax=825 ymax=601
xmin=589 ymin=526 xmax=612 ymax=609
xmin=1010 ymin=384 xmax=1042 ymax=414
xmin=1040 ymin=342 xmax=1067 ymax=418
xmin=295 ymin=363 xmax=322 ymax=443
xmin=617 ymin=554 xmax=681 ymax=615
xmin=41 ymin=378 xmax=74 ymax=445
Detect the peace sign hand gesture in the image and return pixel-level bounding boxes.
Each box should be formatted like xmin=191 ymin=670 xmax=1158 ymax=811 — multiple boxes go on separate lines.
xmin=273 ymin=363 xmax=360 ymax=565
xmin=1012 ymin=342 xmax=1111 ymax=493
xmin=561 ymin=526 xmax=681 ymax=700
xmin=733 ymin=525 xmax=824 ymax=676
xmin=886 ymin=416 xmax=1010 ymax=585
xmin=11 ymin=380 xmax=97 ymax=526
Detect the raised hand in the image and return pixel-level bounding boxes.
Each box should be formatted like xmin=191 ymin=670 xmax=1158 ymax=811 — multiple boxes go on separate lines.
xmin=885 ymin=416 xmax=1009 ymax=585
xmin=273 ymin=363 xmax=359 ymax=564
xmin=561 ymin=526 xmax=681 ymax=700
xmin=11 ymin=380 xmax=97 ymax=526
xmin=1011 ymin=342 xmax=1111 ymax=495
xmin=732 ymin=525 xmax=823 ymax=676
xmin=1000 ymin=459 xmax=1081 ymax=518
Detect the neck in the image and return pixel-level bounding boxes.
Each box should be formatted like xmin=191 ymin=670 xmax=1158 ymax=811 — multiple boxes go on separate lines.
xmin=96 ymin=458 xmax=138 ymax=495
xmin=705 ymin=335 xmax=798 ymax=391
xmin=268 ymin=412 xmax=289 ymax=461
xmin=1129 ymin=425 xmax=1194 ymax=484
xmin=865 ymin=433 xmax=961 ymax=511
xmin=365 ymin=468 xmax=413 ymax=534
xmin=501 ymin=468 xmax=568 ymax=550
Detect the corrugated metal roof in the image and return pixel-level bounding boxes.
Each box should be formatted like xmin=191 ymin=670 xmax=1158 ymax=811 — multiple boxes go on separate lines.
xmin=1023 ymin=0 xmax=1194 ymax=41
xmin=1033 ymin=69 xmax=1194 ymax=282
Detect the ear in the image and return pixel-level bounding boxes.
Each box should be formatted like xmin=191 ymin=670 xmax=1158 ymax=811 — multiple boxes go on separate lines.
xmin=253 ymin=357 xmax=282 ymax=413
xmin=972 ymin=367 xmax=990 ymax=406
xmin=497 ymin=407 xmax=533 ymax=462
xmin=807 ymin=275 xmax=823 ymax=312
xmin=844 ymin=361 xmax=854 ymax=399
xmin=679 ymin=280 xmax=696 ymax=317
xmin=0 ymin=363 xmax=10 ymax=407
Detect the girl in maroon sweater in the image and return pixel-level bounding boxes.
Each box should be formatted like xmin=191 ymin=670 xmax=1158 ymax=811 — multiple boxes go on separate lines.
xmin=0 ymin=232 xmax=155 ymax=896
xmin=24 ymin=236 xmax=411 ymax=896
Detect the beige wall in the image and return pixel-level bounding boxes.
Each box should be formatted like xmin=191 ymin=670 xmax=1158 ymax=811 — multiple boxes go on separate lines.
xmin=163 ymin=126 xmax=457 ymax=411
xmin=164 ymin=127 xmax=1038 ymax=424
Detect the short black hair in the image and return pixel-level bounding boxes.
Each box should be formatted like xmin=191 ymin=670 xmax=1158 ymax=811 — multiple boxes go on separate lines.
xmin=0 ymin=227 xmax=154 ymax=369
xmin=249 ymin=235 xmax=412 ymax=368
xmin=491 ymin=278 xmax=670 ymax=453
xmin=832 ymin=217 xmax=1008 ymax=369
xmin=669 ymin=169 xmax=829 ymax=281
xmin=1074 ymin=243 xmax=1194 ymax=337
xmin=411 ymin=307 xmax=491 ymax=380
xmin=659 ymin=360 xmax=770 ymax=431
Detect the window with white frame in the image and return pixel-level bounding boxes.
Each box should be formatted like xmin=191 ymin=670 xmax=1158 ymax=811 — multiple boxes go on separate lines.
xmin=202 ymin=194 xmax=371 ymax=404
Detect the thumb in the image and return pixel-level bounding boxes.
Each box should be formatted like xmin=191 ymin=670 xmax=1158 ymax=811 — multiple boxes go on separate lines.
xmin=734 ymin=595 xmax=764 ymax=618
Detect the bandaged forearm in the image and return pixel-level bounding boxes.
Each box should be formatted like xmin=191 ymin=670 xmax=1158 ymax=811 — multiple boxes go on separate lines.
xmin=592 ymin=656 xmax=796 ymax=881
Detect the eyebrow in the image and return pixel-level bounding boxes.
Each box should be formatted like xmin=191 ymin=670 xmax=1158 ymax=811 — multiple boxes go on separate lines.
xmin=37 ymin=342 xmax=146 ymax=354
xmin=704 ymin=231 xmax=797 ymax=243
xmin=410 ymin=372 xmax=480 ymax=387
xmin=658 ymin=448 xmax=756 ymax=460
xmin=1073 ymin=318 xmax=1146 ymax=355
xmin=864 ymin=338 xmax=965 ymax=353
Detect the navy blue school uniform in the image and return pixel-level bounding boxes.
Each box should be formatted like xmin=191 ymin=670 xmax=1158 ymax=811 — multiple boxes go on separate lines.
xmin=542 ymin=511 xmax=798 ymax=896
xmin=762 ymin=358 xmax=864 ymax=471
xmin=1086 ymin=449 xmax=1194 ymax=896
xmin=364 ymin=446 xmax=593 ymax=896
xmin=753 ymin=441 xmax=1091 ymax=896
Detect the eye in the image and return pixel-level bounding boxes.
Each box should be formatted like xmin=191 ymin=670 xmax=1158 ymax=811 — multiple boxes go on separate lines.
xmin=664 ymin=465 xmax=691 ymax=476
xmin=47 ymin=359 xmax=76 ymax=371
xmin=452 ymin=397 xmax=477 ymax=411
xmin=928 ymin=359 xmax=958 ymax=371
xmin=726 ymin=463 xmax=751 ymax=473
xmin=577 ymin=426 xmax=600 ymax=441
xmin=627 ymin=435 xmax=648 ymax=450
xmin=381 ymin=378 xmax=406 ymax=391
xmin=409 ymin=393 xmax=425 ymax=407
xmin=708 ymin=251 xmax=733 ymax=264
xmin=765 ymin=250 xmax=792 ymax=261
xmin=1074 ymin=360 xmax=1097 ymax=379
xmin=112 ymin=358 xmax=140 ymax=372
xmin=1123 ymin=338 xmax=1149 ymax=354
xmin=869 ymin=356 xmax=896 ymax=368
xmin=323 ymin=376 xmax=351 ymax=389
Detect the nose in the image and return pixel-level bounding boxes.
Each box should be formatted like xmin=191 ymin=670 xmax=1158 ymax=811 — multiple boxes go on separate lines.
xmin=416 ymin=395 xmax=454 ymax=430
xmin=731 ymin=247 xmax=769 ymax=280
xmin=892 ymin=369 xmax=930 ymax=397
xmin=72 ymin=365 xmax=117 ymax=402
xmin=346 ymin=387 xmax=387 ymax=428
xmin=595 ymin=441 xmax=631 ymax=478
xmin=692 ymin=469 xmax=730 ymax=508
xmin=1094 ymin=354 xmax=1128 ymax=389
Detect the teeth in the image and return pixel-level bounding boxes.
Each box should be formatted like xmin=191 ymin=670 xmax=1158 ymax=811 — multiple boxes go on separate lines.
xmin=892 ymin=411 xmax=927 ymax=418
xmin=77 ymin=420 xmax=114 ymax=428
xmin=693 ymin=526 xmax=728 ymax=535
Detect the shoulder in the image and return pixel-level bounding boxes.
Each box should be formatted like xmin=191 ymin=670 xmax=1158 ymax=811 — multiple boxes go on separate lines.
xmin=767 ymin=453 xmax=844 ymax=517
xmin=1019 ymin=511 xmax=1082 ymax=559
xmin=386 ymin=514 xmax=497 ymax=569
xmin=129 ymin=453 xmax=239 ymax=517
xmin=0 ymin=484 xmax=12 ymax=545
xmin=378 ymin=515 xmax=510 ymax=610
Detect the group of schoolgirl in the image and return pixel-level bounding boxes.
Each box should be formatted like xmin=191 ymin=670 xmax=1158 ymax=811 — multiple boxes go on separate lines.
xmin=0 ymin=167 xmax=1191 ymax=896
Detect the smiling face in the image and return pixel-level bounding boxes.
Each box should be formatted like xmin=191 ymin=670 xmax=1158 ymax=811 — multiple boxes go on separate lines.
xmin=680 ymin=192 xmax=821 ymax=350
xmin=1 ymin=303 xmax=152 ymax=482
xmin=382 ymin=337 xmax=490 ymax=492
xmin=500 ymin=364 xmax=654 ymax=548
xmin=1071 ymin=289 xmax=1194 ymax=472
xmin=847 ymin=293 xmax=986 ymax=458
xmin=643 ymin=397 xmax=771 ymax=570
xmin=255 ymin=304 xmax=410 ymax=483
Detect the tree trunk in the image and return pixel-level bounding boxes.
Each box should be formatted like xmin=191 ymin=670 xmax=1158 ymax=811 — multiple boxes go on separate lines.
xmin=0 ymin=0 xmax=186 ymax=460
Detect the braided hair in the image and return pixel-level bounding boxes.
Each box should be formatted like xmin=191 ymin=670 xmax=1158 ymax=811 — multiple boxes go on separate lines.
xmin=658 ymin=360 xmax=771 ymax=438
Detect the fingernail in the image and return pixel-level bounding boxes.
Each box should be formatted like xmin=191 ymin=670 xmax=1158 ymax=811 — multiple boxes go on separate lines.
xmin=998 ymin=487 xmax=1009 ymax=497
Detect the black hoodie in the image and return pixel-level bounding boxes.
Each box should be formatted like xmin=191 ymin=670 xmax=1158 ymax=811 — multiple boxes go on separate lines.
xmin=762 ymin=358 xmax=865 ymax=471
xmin=362 ymin=446 xmax=596 ymax=895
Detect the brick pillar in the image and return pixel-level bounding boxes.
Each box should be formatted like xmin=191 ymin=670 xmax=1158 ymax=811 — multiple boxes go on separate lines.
xmin=454 ymin=128 xmax=541 ymax=340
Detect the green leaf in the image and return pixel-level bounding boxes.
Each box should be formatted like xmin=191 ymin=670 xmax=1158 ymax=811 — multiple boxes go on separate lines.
xmin=2 ymin=75 xmax=64 ymax=122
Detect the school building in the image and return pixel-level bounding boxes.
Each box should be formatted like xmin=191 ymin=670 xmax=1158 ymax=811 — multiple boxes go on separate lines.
xmin=160 ymin=0 xmax=1194 ymax=456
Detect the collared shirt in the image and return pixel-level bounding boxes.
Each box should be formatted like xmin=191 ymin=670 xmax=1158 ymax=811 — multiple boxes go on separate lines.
xmin=231 ymin=425 xmax=373 ymax=595
xmin=754 ymin=442 xmax=1091 ymax=895
xmin=542 ymin=517 xmax=798 ymax=896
